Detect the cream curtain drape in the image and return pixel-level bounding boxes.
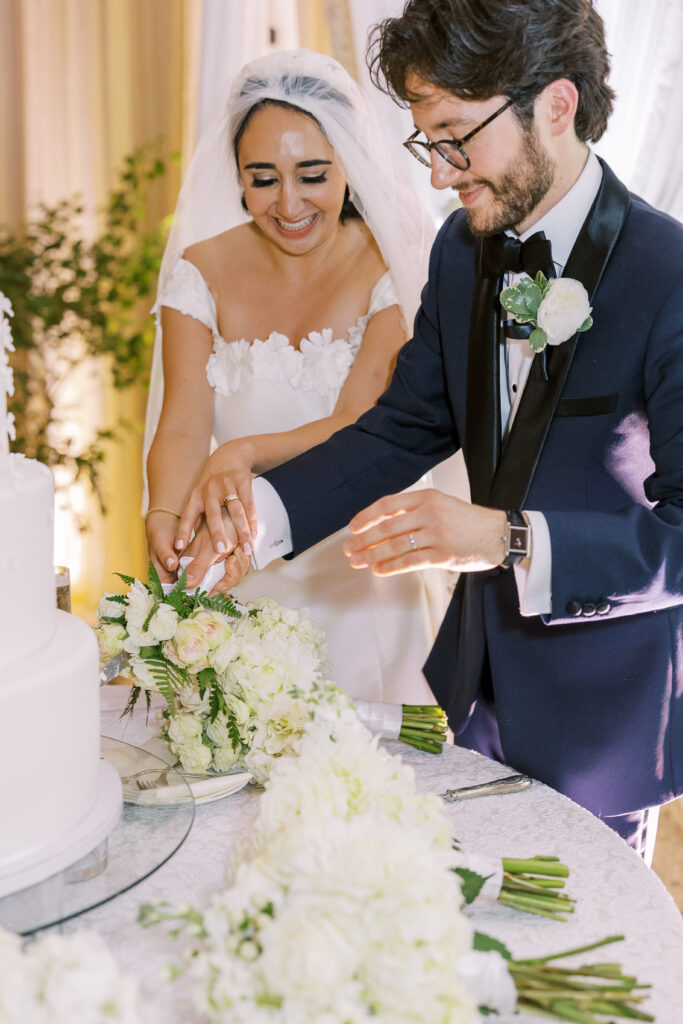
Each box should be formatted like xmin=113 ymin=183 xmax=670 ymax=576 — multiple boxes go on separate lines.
xmin=0 ymin=0 xmax=201 ymax=614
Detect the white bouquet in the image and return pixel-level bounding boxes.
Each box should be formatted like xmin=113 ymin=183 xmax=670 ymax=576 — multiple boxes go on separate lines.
xmin=96 ymin=564 xmax=447 ymax=782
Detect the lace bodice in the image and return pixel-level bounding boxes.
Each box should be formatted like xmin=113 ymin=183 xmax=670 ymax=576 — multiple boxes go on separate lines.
xmin=157 ymin=258 xmax=399 ymax=400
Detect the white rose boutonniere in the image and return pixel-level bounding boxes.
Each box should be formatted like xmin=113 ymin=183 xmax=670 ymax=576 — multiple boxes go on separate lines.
xmin=501 ymin=271 xmax=593 ymax=352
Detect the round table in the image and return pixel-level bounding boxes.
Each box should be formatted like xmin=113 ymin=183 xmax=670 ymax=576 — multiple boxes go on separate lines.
xmin=62 ymin=687 xmax=683 ymax=1023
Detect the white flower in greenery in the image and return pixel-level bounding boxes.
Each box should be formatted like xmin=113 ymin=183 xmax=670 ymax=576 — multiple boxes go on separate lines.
xmin=213 ymin=743 xmax=241 ymax=772
xmin=188 ymin=609 xmax=233 ymax=649
xmin=173 ymin=619 xmax=211 ymax=670
xmin=125 ymin=579 xmax=155 ymax=630
xmin=175 ymin=738 xmax=212 ymax=773
xmin=500 ymin=271 xmax=593 ymax=353
xmin=148 ymin=602 xmax=180 ymax=642
xmin=167 ymin=712 xmax=202 ymax=746
xmin=97 ymin=593 xmax=125 ymax=621
xmin=175 ymin=679 xmax=211 ymax=715
xmin=537 ymin=277 xmax=592 ymax=346
xmin=96 ymin=622 xmax=127 ymax=661
xmin=127 ymin=656 xmax=162 ymax=691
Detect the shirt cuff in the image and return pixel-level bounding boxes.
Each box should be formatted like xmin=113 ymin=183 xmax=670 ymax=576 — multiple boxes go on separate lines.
xmin=513 ymin=510 xmax=552 ymax=616
xmin=250 ymin=477 xmax=293 ymax=570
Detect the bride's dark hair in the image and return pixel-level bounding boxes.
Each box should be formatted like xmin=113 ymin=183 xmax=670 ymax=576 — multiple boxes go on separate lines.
xmin=233 ymin=76 xmax=361 ymax=223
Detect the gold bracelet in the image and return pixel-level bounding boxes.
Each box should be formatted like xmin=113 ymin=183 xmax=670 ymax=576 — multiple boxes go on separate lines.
xmin=145 ymin=506 xmax=181 ymax=521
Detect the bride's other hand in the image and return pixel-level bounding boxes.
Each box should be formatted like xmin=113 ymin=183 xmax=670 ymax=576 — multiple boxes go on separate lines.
xmin=146 ymin=509 xmax=182 ymax=582
xmin=176 ymin=447 xmax=257 ymax=561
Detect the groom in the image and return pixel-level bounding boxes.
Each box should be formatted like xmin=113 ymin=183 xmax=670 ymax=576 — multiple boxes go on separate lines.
xmin=233 ymin=0 xmax=683 ymax=854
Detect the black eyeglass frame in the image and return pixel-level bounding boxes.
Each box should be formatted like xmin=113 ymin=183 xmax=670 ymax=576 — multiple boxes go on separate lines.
xmin=404 ymin=98 xmax=514 ymax=171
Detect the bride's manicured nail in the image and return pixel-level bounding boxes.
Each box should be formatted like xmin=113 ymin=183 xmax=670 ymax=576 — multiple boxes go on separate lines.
xmin=251 ymin=529 xmax=258 ymax=540
xmin=216 ymin=541 xmax=227 ymax=554
xmin=175 ymin=539 xmax=185 ymax=551
xmin=166 ymin=557 xmax=175 ymax=570
xmin=243 ymin=542 xmax=252 ymax=556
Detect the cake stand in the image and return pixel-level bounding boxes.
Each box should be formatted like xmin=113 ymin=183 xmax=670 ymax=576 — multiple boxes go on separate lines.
xmin=0 ymin=736 xmax=194 ymax=935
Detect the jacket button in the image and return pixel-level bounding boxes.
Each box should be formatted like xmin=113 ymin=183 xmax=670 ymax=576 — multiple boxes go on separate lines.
xmin=582 ymin=602 xmax=597 ymax=617
xmin=566 ymin=599 xmax=582 ymax=617
xmin=596 ymin=600 xmax=611 ymax=615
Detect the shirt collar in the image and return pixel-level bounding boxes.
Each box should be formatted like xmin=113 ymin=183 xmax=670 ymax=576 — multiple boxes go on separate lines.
xmin=514 ymin=149 xmax=603 ymax=272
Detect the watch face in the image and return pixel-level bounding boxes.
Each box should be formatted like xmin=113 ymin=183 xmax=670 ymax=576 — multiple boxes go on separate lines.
xmin=508 ymin=525 xmax=529 ymax=555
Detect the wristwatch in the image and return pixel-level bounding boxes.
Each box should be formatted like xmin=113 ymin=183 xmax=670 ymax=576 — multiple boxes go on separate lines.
xmin=501 ymin=510 xmax=529 ymax=567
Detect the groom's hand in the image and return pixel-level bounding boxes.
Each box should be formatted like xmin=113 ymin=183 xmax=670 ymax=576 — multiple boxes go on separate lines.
xmin=342 ymin=489 xmax=509 ymax=575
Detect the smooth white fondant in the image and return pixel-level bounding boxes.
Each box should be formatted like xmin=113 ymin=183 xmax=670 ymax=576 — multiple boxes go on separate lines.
xmin=0 ymin=611 xmax=101 ymax=865
xmin=0 ymin=760 xmax=122 ymax=898
xmin=0 ymin=454 xmax=56 ymax=669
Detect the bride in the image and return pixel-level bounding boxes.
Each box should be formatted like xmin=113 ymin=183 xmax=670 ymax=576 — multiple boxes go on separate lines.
xmin=144 ymin=49 xmax=437 ymax=703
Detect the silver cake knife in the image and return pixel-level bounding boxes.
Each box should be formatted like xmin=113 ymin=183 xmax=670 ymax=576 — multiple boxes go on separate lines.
xmin=441 ymin=773 xmax=532 ymax=803
xmin=99 ymin=651 xmax=131 ymax=685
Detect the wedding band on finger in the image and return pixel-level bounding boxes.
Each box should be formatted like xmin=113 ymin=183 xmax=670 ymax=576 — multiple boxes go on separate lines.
xmin=408 ymin=531 xmax=417 ymax=551
xmin=224 ymin=493 xmax=239 ymax=505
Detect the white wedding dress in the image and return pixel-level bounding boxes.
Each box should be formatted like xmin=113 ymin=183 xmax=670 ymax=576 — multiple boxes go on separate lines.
xmin=158 ymin=258 xmax=435 ymax=704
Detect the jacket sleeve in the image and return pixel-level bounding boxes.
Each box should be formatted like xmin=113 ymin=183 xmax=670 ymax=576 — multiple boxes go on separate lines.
xmin=544 ymin=274 xmax=683 ymax=625
xmin=264 ymin=218 xmax=462 ymax=556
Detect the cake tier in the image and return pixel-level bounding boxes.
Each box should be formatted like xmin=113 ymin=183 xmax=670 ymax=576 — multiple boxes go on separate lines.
xmin=0 ymin=455 xmax=56 ymax=669
xmin=0 ymin=610 xmax=100 ymax=865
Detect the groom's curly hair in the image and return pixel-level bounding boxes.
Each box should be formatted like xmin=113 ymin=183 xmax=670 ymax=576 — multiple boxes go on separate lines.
xmin=367 ymin=0 xmax=614 ymax=143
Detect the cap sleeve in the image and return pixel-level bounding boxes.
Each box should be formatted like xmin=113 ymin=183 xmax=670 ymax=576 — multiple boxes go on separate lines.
xmin=367 ymin=271 xmax=399 ymax=318
xmin=155 ymin=257 xmax=219 ymax=337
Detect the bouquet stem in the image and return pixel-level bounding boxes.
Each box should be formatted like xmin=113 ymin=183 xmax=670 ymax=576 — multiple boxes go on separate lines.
xmin=398 ymin=705 xmax=448 ymax=753
xmin=499 ymin=855 xmax=574 ymax=920
xmin=509 ymin=936 xmax=653 ymax=1022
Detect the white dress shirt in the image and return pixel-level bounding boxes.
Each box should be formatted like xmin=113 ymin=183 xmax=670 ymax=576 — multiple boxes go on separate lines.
xmin=251 ymin=151 xmax=604 ymax=618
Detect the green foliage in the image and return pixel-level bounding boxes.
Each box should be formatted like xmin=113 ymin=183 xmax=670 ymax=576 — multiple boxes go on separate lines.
xmin=0 ymin=143 xmax=170 ymax=514
xmin=453 ymin=866 xmax=490 ymax=905
xmin=473 ymin=931 xmax=511 ymax=960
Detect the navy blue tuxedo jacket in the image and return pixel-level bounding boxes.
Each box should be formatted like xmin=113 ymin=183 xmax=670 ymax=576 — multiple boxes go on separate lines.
xmin=266 ymin=163 xmax=683 ymax=817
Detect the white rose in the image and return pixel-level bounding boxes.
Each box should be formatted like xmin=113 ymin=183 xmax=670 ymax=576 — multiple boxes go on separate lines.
xmin=96 ymin=622 xmax=127 ymax=660
xmin=537 ymin=277 xmax=592 ymax=345
xmin=189 ymin=609 xmax=233 ymax=649
xmin=177 ymin=738 xmax=212 ymax=772
xmin=213 ymin=743 xmax=240 ymax=772
xmin=125 ymin=579 xmax=155 ymax=629
xmin=97 ymin=593 xmax=125 ymax=621
xmin=167 ymin=712 xmax=203 ymax=745
xmin=148 ymin=602 xmax=180 ymax=642
xmin=128 ymin=656 xmax=162 ymax=691
xmin=173 ymin=619 xmax=211 ymax=669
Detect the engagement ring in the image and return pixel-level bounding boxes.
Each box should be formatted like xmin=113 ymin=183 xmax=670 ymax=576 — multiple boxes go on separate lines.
xmin=408 ymin=532 xmax=417 ymax=550
xmin=224 ymin=493 xmax=239 ymax=504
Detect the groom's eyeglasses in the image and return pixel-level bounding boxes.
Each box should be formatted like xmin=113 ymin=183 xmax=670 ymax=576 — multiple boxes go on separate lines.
xmin=403 ymin=98 xmax=514 ymax=171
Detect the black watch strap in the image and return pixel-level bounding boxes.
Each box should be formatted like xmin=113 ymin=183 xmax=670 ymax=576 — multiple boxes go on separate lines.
xmin=502 ymin=509 xmax=529 ymax=567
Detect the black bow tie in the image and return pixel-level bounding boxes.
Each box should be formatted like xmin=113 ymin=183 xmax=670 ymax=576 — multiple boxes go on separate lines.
xmin=481 ymin=230 xmax=555 ymax=280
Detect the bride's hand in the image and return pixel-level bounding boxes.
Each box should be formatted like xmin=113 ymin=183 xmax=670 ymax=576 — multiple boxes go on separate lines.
xmin=146 ymin=510 xmax=182 ymax=582
xmin=176 ymin=451 xmax=257 ymax=561
xmin=182 ymin=516 xmax=251 ymax=592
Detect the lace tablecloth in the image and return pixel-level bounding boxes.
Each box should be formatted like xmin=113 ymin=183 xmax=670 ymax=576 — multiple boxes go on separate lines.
xmin=66 ymin=687 xmax=683 ymax=1023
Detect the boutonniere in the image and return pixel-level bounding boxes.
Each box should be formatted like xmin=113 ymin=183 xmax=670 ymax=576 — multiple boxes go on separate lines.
xmin=500 ymin=272 xmax=593 ymax=353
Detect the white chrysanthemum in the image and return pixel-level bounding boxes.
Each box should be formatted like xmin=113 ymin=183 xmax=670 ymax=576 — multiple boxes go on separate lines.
xmin=0 ymin=927 xmax=150 ymax=1024
xmin=537 ymin=277 xmax=592 ymax=345
xmin=125 ymin=579 xmax=155 ymax=630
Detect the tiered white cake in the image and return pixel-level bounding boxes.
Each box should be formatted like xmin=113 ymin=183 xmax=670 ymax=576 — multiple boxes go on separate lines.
xmin=0 ymin=454 xmax=120 ymax=897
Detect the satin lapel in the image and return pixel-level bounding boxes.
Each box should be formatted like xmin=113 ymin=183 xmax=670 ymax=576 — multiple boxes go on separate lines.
xmin=464 ymin=246 xmax=501 ymax=505
xmin=487 ymin=161 xmax=631 ymax=510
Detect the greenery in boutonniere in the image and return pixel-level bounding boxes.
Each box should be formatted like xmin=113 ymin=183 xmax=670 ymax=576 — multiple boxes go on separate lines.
xmin=501 ymin=271 xmax=593 ymax=353
xmin=0 ymin=144 xmax=170 ymax=514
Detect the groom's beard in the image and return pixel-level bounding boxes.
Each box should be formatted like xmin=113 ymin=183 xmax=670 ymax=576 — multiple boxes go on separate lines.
xmin=463 ymin=126 xmax=556 ymax=237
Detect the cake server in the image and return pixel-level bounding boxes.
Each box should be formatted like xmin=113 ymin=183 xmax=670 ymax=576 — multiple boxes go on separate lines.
xmin=99 ymin=651 xmax=131 ymax=685
xmin=441 ymin=773 xmax=532 ymax=802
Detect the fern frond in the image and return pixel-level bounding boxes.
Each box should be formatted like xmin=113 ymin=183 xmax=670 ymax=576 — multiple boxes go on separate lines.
xmin=115 ymin=571 xmax=136 ymax=586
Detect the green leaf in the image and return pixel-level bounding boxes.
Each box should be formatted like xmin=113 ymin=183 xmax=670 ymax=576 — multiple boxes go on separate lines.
xmin=138 ymin=657 xmax=188 ymax=714
xmin=454 ymin=867 xmax=490 ymax=905
xmin=529 ymin=327 xmax=548 ymax=352
xmin=121 ymin=685 xmax=142 ymax=719
xmin=100 ymin=614 xmax=126 ymax=626
xmin=142 ymin=598 xmax=159 ymax=633
xmin=578 ymin=315 xmax=593 ymax=333
xmin=147 ymin=559 xmax=164 ymax=600
xmin=197 ymin=666 xmax=217 ymax=698
xmin=115 ymin=571 xmax=136 ymax=586
xmin=209 ymin=685 xmax=227 ymax=723
xmin=227 ymin=715 xmax=243 ymax=752
xmin=473 ymin=931 xmax=512 ymax=959
xmin=104 ymin=593 xmax=127 ymax=604
xmin=197 ymin=591 xmax=242 ymax=617
xmin=534 ymin=270 xmax=550 ymax=289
